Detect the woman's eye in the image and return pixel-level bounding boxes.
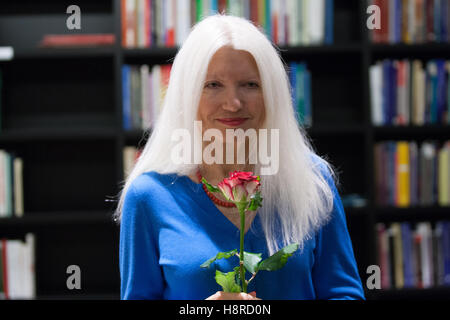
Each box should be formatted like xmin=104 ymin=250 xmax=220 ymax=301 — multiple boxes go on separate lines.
xmin=246 ymin=82 xmax=260 ymax=88
xmin=205 ymin=82 xmax=221 ymax=89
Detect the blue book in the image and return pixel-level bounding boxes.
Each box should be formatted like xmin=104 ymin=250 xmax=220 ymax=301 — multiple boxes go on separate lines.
xmin=436 ymin=59 xmax=446 ymax=123
xmin=122 ymin=65 xmax=132 ymax=131
xmin=401 ymin=223 xmax=414 ymax=287
xmin=442 ymin=0 xmax=448 ymax=41
xmin=304 ymin=68 xmax=312 ymax=126
xmin=429 ymin=60 xmax=438 ymax=124
xmin=289 ymin=62 xmax=298 ymax=121
xmin=394 ymin=0 xmax=402 ymax=43
xmin=444 ymin=222 xmax=450 ymax=285
xmin=324 ymin=0 xmax=334 ymax=45
xmin=390 ymin=61 xmax=397 ymax=125
xmin=382 ymin=60 xmax=391 ymax=125
xmin=210 ymin=0 xmax=218 ymax=13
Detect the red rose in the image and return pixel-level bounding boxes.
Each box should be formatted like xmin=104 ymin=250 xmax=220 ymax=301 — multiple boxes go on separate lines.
xmin=218 ymin=171 xmax=260 ymax=203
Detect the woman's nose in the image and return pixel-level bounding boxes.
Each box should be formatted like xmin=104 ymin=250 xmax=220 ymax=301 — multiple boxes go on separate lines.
xmin=222 ymin=87 xmax=242 ymax=112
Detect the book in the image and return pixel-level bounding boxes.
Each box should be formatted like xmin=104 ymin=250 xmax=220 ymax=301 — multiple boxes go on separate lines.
xmin=39 ymin=34 xmax=116 ymax=47
xmin=396 ymin=141 xmax=410 ymax=207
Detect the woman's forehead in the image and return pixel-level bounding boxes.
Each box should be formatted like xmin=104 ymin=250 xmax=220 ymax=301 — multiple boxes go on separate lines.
xmin=206 ymin=47 xmax=260 ymax=78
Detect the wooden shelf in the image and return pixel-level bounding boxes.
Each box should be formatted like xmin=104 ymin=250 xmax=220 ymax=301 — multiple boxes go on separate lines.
xmin=366 ymin=286 xmax=450 ymax=300
xmin=373 ymin=125 xmax=450 ymax=140
xmin=0 ymin=211 xmax=116 ymax=227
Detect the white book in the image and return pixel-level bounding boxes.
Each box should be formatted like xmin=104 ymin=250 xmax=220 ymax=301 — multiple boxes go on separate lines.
xmin=13 ymin=157 xmax=24 ymax=217
xmin=287 ymin=0 xmax=299 ymax=46
xmin=176 ymin=0 xmax=191 ymax=47
xmin=301 ymin=0 xmax=310 ymax=45
xmin=229 ymin=0 xmax=241 ymax=17
xmin=23 ymin=233 xmax=35 ymax=299
xmin=152 ymin=65 xmax=162 ymax=123
xmin=123 ymin=146 xmax=138 ymax=178
xmin=421 ymin=222 xmax=434 ymax=288
xmin=125 ymin=0 xmax=136 ymax=47
xmin=149 ymin=72 xmax=155 ymax=130
xmin=137 ymin=0 xmax=146 ymax=47
xmin=307 ymin=0 xmax=324 ymax=44
xmin=6 ymin=240 xmax=20 ymax=299
xmin=370 ymin=62 xmax=383 ymax=126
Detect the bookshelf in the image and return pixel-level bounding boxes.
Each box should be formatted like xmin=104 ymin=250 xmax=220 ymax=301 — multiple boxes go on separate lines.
xmin=0 ymin=0 xmax=448 ymax=300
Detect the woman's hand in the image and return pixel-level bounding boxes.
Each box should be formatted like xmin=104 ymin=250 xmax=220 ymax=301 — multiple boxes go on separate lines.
xmin=205 ymin=291 xmax=261 ymax=300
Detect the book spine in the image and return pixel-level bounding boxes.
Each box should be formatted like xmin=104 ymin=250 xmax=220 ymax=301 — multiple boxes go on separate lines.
xmin=122 ymin=65 xmax=132 ymax=131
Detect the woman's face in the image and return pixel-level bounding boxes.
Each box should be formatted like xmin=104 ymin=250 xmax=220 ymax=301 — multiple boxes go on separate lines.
xmin=197 ymin=47 xmax=266 ymax=138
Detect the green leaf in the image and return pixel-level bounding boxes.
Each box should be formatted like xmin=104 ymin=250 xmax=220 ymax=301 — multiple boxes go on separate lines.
xmin=233 ymin=266 xmax=241 ymax=287
xmin=247 ymin=191 xmax=263 ymax=211
xmin=243 ymin=251 xmax=262 ymax=274
xmin=200 ymin=249 xmax=238 ymax=268
xmin=256 ymin=243 xmax=299 ymax=272
xmin=201 ymin=178 xmax=221 ymax=193
xmin=215 ymin=270 xmax=242 ymax=293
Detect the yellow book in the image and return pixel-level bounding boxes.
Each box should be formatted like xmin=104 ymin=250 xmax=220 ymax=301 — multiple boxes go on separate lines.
xmin=397 ymin=141 xmax=410 ymax=207
xmin=391 ymin=223 xmax=404 ymax=289
xmin=438 ymin=144 xmax=449 ymax=206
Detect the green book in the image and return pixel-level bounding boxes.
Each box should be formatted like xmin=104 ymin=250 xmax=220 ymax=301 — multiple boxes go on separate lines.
xmin=196 ymin=0 xmax=203 ymax=22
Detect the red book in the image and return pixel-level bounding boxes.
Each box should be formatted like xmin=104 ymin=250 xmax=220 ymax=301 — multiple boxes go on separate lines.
xmin=250 ymin=0 xmax=258 ymax=24
xmin=40 ymin=34 xmax=116 ymax=47
xmin=380 ymin=0 xmax=389 ymax=43
xmin=121 ymin=0 xmax=127 ymax=47
xmin=426 ymin=0 xmax=435 ymax=41
xmin=145 ymin=0 xmax=151 ymax=47
xmin=272 ymin=14 xmax=278 ymax=45
xmin=372 ymin=0 xmax=384 ymax=43
xmin=218 ymin=0 xmax=227 ymax=14
xmin=1 ymin=239 xmax=8 ymax=300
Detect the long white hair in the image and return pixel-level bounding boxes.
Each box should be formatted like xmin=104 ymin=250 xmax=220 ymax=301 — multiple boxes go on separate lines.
xmin=114 ymin=14 xmax=339 ymax=256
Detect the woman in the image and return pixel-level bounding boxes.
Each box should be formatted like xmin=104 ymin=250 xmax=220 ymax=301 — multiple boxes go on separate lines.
xmin=115 ymin=14 xmax=365 ymax=300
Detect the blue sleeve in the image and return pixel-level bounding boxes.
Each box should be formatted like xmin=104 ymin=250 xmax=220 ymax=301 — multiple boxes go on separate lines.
xmin=119 ymin=182 xmax=165 ymax=300
xmin=311 ymin=169 xmax=366 ymax=300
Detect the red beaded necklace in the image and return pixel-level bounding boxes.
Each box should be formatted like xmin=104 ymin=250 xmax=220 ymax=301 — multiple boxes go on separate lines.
xmin=196 ymin=170 xmax=236 ymax=208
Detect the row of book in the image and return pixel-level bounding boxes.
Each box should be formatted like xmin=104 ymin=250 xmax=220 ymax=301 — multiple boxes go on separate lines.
xmin=121 ymin=0 xmax=334 ymax=48
xmin=370 ymin=0 xmax=450 ymax=44
xmin=374 ymin=140 xmax=450 ymax=207
xmin=289 ymin=62 xmax=312 ymax=127
xmin=376 ymin=221 xmax=450 ymax=289
xmin=0 ymin=150 xmax=24 ymax=218
xmin=369 ymin=59 xmax=450 ymax=126
xmin=122 ymin=64 xmax=171 ymax=131
xmin=0 ymin=234 xmax=35 ymax=299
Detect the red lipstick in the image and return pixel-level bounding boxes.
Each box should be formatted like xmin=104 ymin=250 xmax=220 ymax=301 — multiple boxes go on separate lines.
xmin=216 ymin=118 xmax=248 ymax=126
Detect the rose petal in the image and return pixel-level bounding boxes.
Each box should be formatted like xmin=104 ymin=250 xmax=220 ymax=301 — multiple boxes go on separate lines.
xmin=233 ymin=184 xmax=247 ymax=202
xmin=245 ymin=180 xmax=260 ymax=196
xmin=218 ymin=181 xmax=234 ymax=201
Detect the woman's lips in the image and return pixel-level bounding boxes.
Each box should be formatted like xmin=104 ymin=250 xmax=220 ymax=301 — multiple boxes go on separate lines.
xmin=216 ymin=118 xmax=248 ymax=126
